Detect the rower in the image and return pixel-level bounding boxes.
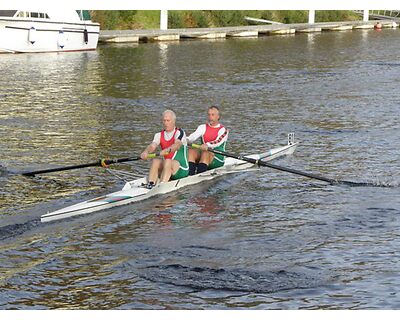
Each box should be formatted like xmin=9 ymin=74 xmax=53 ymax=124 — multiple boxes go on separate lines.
xmin=186 ymin=106 xmax=229 ymax=175
xmin=140 ymin=110 xmax=189 ymax=189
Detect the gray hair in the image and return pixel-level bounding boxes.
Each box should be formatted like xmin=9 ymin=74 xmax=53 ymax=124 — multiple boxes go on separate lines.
xmin=162 ymin=109 xmax=176 ymax=121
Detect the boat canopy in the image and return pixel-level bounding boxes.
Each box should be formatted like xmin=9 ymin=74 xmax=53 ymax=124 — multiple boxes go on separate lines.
xmin=0 ymin=9 xmax=84 ymax=22
xmin=46 ymin=9 xmax=81 ymax=22
xmin=0 ymin=10 xmax=18 ymax=17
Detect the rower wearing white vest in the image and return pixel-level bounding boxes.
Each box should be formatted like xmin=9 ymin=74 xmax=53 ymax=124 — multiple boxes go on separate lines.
xmin=186 ymin=106 xmax=229 ymax=175
xmin=140 ymin=110 xmax=189 ymax=188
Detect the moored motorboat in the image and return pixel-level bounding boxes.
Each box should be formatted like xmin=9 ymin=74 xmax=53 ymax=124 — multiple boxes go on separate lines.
xmin=0 ymin=10 xmax=99 ymax=53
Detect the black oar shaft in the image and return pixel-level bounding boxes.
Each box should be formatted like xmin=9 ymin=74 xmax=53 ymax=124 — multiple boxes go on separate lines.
xmin=212 ymin=148 xmax=337 ymax=184
xmin=192 ymin=144 xmax=376 ymax=187
xmin=21 ymin=156 xmax=140 ymax=177
xmin=22 ymin=161 xmax=102 ymax=176
xmin=257 ymin=158 xmax=337 ymax=184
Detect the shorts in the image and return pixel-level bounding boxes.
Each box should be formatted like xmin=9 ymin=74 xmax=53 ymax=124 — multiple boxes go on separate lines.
xmin=171 ymin=145 xmax=189 ymax=180
xmin=171 ymin=166 xmax=189 ymax=180
xmin=208 ymin=153 xmax=225 ymax=169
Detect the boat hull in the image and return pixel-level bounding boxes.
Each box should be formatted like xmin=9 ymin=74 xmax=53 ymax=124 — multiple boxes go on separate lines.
xmin=41 ymin=142 xmax=298 ymax=222
xmin=0 ymin=18 xmax=99 ymax=53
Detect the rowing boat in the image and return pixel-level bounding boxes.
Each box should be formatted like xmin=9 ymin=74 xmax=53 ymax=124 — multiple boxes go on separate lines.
xmin=41 ymin=137 xmax=298 ymax=222
xmin=41 ymin=135 xmax=298 ymax=222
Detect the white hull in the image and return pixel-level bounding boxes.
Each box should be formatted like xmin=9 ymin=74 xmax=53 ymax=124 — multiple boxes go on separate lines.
xmin=0 ymin=18 xmax=99 ymax=53
xmin=41 ymin=142 xmax=298 ymax=223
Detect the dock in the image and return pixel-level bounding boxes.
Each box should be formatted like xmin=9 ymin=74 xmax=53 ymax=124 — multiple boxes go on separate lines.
xmin=99 ymin=20 xmax=399 ymax=44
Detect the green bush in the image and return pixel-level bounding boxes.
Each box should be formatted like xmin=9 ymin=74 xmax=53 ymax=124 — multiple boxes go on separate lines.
xmin=316 ymin=10 xmax=360 ymax=22
xmin=211 ymin=11 xmax=247 ymax=26
xmin=92 ymin=11 xmax=120 ymax=30
xmin=191 ymin=10 xmax=209 ymax=28
xmin=168 ymin=11 xmax=185 ymax=28
xmin=276 ymin=10 xmax=308 ymax=24
xmin=260 ymin=11 xmax=274 ymax=21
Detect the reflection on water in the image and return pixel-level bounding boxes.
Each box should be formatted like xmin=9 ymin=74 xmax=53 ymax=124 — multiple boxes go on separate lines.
xmin=1 ymin=29 xmax=400 ymax=309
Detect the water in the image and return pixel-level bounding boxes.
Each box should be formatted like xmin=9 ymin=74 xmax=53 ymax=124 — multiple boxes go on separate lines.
xmin=1 ymin=29 xmax=400 ymax=309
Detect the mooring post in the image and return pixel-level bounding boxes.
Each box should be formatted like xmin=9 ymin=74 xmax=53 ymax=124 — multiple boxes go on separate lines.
xmin=160 ymin=10 xmax=168 ymax=30
xmin=308 ymin=10 xmax=315 ymax=24
xmin=363 ymin=10 xmax=369 ymax=22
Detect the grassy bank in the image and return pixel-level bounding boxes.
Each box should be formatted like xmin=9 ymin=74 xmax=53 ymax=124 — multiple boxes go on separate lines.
xmin=91 ymin=10 xmax=361 ymax=30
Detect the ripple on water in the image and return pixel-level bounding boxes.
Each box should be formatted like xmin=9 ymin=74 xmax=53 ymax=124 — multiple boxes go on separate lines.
xmin=134 ymin=264 xmax=329 ymax=294
xmin=1 ymin=30 xmax=400 ymax=309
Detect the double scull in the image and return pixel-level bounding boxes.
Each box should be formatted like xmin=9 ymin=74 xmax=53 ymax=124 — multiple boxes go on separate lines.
xmin=40 ymin=135 xmax=298 ymax=222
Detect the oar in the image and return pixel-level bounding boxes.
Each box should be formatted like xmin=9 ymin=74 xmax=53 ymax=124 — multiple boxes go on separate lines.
xmin=21 ymin=154 xmax=157 ymax=177
xmin=190 ymin=144 xmax=378 ymax=187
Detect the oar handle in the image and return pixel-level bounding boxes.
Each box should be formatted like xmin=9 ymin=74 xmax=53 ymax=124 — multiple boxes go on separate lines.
xmin=191 ymin=143 xmax=202 ymax=149
xmin=147 ymin=153 xmax=158 ymax=159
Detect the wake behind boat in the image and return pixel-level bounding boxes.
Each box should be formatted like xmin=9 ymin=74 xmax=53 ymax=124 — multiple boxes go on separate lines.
xmin=41 ymin=136 xmax=298 ymax=223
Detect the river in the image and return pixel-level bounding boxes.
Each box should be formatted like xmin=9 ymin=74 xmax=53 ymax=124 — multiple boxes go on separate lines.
xmin=0 ymin=29 xmax=400 ymax=309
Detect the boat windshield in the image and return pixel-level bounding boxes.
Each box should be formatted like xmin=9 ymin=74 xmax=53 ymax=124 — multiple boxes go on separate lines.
xmin=14 ymin=11 xmax=50 ymax=19
xmin=76 ymin=10 xmax=92 ymax=21
xmin=0 ymin=10 xmax=17 ymax=17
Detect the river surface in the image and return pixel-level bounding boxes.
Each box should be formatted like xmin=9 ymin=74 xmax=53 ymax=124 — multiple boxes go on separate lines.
xmin=0 ymin=29 xmax=400 ymax=309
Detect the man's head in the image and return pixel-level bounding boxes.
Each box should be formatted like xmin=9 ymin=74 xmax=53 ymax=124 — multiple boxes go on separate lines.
xmin=162 ymin=109 xmax=176 ymax=131
xmin=207 ymin=106 xmax=220 ymax=125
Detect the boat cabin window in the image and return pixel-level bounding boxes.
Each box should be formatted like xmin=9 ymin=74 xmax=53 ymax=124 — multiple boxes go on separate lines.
xmin=16 ymin=11 xmax=50 ymax=19
xmin=0 ymin=10 xmax=18 ymax=17
xmin=77 ymin=10 xmax=92 ymax=21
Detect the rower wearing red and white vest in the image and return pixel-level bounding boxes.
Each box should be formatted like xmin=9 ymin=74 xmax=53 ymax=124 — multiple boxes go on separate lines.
xmin=140 ymin=110 xmax=189 ymax=188
xmin=187 ymin=106 xmax=229 ymax=175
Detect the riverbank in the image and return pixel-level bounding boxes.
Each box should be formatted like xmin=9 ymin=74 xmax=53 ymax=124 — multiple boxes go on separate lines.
xmin=91 ymin=10 xmax=360 ymax=30
xmin=99 ymin=19 xmax=399 ymax=43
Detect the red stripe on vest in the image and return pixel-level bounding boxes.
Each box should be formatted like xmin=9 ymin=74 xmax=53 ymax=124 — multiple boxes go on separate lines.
xmin=160 ymin=128 xmax=178 ymax=159
xmin=203 ymin=123 xmax=225 ymax=144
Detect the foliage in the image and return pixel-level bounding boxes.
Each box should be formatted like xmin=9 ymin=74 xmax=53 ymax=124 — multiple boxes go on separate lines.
xmin=90 ymin=10 xmax=361 ymax=30
xmin=316 ymin=10 xmax=360 ymax=22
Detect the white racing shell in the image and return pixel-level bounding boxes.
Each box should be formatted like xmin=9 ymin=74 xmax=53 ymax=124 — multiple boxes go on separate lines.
xmin=41 ymin=138 xmax=298 ymax=223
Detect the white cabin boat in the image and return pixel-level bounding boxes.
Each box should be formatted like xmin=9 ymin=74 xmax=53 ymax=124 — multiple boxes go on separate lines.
xmin=0 ymin=10 xmax=99 ymax=53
